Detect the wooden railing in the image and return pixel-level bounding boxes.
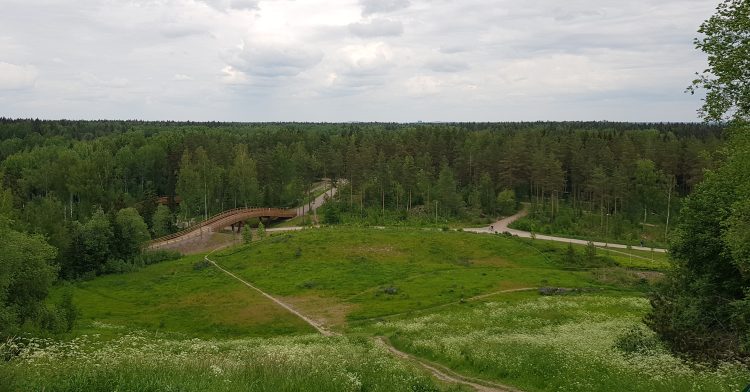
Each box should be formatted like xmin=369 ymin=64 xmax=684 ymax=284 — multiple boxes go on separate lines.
xmin=149 ymin=207 xmax=297 ymax=247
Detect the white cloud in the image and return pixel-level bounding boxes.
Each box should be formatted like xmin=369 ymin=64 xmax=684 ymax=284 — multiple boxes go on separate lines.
xmin=173 ymin=74 xmax=193 ymax=81
xmin=337 ymin=42 xmax=394 ymax=76
xmin=348 ymin=18 xmax=404 ymax=37
xmin=221 ymin=66 xmax=248 ymax=84
xmin=81 ymin=72 xmax=130 ymax=88
xmin=405 ymin=75 xmax=442 ymax=96
xmin=0 ymin=62 xmax=38 ymax=90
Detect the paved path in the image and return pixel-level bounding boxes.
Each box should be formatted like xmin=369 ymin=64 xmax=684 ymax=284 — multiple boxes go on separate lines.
xmin=295 ymin=180 xmax=340 ymax=217
xmin=464 ymin=209 xmax=667 ymax=253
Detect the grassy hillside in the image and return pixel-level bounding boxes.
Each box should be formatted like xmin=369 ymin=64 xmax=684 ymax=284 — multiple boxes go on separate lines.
xmin=211 ymin=228 xmax=654 ymax=327
xmin=21 ymin=227 xmax=745 ymax=392
xmin=61 ymin=253 xmax=313 ymax=338
xmin=363 ymin=290 xmax=747 ymax=392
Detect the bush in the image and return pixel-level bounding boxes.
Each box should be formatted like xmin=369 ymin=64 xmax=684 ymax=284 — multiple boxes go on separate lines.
xmin=193 ymin=260 xmax=211 ymax=271
xmin=585 ymin=241 xmax=597 ymax=262
xmin=382 ymin=286 xmax=399 ymax=295
xmin=103 ymin=259 xmax=138 ymax=274
xmin=322 ymin=203 xmax=341 ymax=224
xmin=564 ymin=243 xmax=577 ymax=263
xmin=36 ymin=306 xmax=68 ymax=333
xmin=615 ymin=324 xmax=662 ymax=355
xmin=300 ymin=281 xmax=317 ymax=289
xmin=242 ymin=224 xmax=252 ymax=244
xmin=58 ymin=285 xmax=77 ymax=332
xmin=136 ymin=250 xmax=181 ymax=266
xmin=538 ymin=287 xmax=572 ymax=296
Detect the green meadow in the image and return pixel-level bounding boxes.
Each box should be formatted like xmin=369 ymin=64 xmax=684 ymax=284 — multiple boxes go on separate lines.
xmin=61 ymin=253 xmax=313 ymax=338
xmin=5 ymin=227 xmax=746 ymax=392
xmin=364 ymin=291 xmax=747 ymax=392
xmin=210 ymin=228 xmax=648 ymax=325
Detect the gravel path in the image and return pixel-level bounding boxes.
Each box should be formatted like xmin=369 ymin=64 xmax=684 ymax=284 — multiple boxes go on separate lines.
xmin=464 ymin=208 xmax=667 ymax=253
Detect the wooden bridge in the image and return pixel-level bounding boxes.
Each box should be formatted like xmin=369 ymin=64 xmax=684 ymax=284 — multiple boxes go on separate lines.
xmin=148 ymin=207 xmax=297 ymax=250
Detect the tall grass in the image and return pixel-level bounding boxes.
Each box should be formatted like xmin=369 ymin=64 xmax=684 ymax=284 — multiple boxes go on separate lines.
xmin=368 ymin=293 xmax=748 ymax=392
xmin=1 ymin=333 xmax=462 ymax=392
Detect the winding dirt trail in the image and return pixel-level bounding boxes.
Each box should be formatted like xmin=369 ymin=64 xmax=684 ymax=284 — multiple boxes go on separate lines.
xmin=207 ymin=247 xmax=522 ymax=391
xmin=205 ymin=248 xmax=335 ymax=336
xmin=206 ymin=241 xmax=530 ymax=392
xmin=197 ymin=188 xmax=541 ymax=391
xmin=375 ymin=337 xmax=521 ymax=392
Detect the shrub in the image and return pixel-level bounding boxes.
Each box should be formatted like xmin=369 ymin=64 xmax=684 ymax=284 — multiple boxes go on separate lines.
xmin=585 ymin=241 xmax=597 ymax=262
xmin=382 ymin=286 xmax=399 ymax=295
xmin=538 ymin=287 xmax=572 ymax=296
xmin=136 ymin=250 xmax=181 ymax=266
xmin=564 ymin=243 xmax=577 ymax=263
xmin=300 ymin=281 xmax=317 ymax=289
xmin=103 ymin=259 xmax=138 ymax=274
xmin=615 ymin=324 xmax=662 ymax=355
xmin=242 ymin=224 xmax=252 ymax=244
xmin=192 ymin=260 xmax=211 ymax=271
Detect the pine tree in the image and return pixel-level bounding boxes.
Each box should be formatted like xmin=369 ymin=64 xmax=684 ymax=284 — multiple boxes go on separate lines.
xmin=242 ymin=223 xmax=252 ymax=245
xmin=257 ymin=221 xmax=266 ymax=240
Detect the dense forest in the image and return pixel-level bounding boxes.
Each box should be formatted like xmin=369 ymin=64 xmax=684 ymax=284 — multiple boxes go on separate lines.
xmin=0 ymin=119 xmax=723 ymax=335
xmin=648 ymin=0 xmax=750 ymax=362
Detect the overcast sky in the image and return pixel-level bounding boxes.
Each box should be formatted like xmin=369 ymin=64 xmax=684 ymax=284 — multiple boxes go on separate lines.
xmin=0 ymin=0 xmax=717 ymax=122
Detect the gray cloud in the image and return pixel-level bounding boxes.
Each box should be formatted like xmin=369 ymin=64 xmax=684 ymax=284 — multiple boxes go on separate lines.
xmin=160 ymin=24 xmax=209 ymax=39
xmin=359 ymin=0 xmax=410 ymax=16
xmin=348 ymin=19 xmax=404 ymax=37
xmin=0 ymin=0 xmax=717 ymax=121
xmin=425 ymin=60 xmax=470 ymax=73
xmin=226 ymin=42 xmax=323 ymax=79
xmin=199 ymin=0 xmax=259 ymax=12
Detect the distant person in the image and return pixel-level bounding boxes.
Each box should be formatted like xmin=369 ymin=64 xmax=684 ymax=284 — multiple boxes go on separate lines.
xmin=490 ymin=225 xmax=494 ymax=232
xmin=640 ymin=240 xmax=644 ymax=247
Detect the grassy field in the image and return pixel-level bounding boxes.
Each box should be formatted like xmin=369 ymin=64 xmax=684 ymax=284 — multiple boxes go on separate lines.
xmin=211 ymin=228 xmax=644 ymax=327
xmin=517 ymin=236 xmax=671 ymax=270
xmin=511 ymin=210 xmax=670 ymax=249
xmin=58 ymin=253 xmax=313 ymax=338
xmin=13 ymin=226 xmax=746 ymax=392
xmin=363 ymin=291 xmax=747 ymax=392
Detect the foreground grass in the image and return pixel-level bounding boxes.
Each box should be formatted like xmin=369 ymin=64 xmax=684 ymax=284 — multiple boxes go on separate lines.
xmin=60 ymin=253 xmax=313 ymax=338
xmin=364 ymin=291 xmax=748 ymax=392
xmin=1 ymin=333 xmax=463 ymax=392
